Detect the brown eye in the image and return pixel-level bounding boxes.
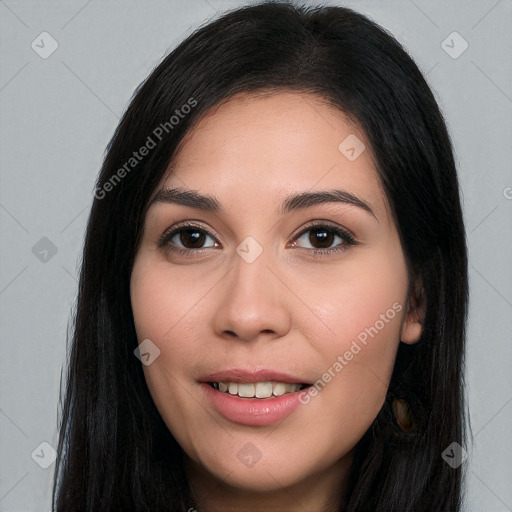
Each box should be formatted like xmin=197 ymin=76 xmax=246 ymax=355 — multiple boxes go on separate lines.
xmin=159 ymin=224 xmax=218 ymax=253
xmin=307 ymin=227 xmax=335 ymax=249
xmin=294 ymin=224 xmax=354 ymax=252
xmin=178 ymin=228 xmax=207 ymax=249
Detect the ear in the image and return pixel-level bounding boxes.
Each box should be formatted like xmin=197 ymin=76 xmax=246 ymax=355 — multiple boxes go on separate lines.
xmin=400 ymin=277 xmax=426 ymax=344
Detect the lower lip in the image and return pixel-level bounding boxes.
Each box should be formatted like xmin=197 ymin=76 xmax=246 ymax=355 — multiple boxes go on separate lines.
xmin=201 ymin=383 xmax=305 ymax=426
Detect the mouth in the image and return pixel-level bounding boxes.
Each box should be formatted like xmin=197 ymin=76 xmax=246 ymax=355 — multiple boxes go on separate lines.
xmin=200 ymin=368 xmax=313 ymax=425
xmin=208 ymin=381 xmax=310 ymax=399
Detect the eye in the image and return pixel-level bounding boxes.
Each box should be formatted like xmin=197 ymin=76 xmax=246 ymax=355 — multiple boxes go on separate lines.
xmin=158 ymin=221 xmax=358 ymax=258
xmin=290 ymin=222 xmax=357 ymax=255
xmin=158 ymin=223 xmax=219 ymax=254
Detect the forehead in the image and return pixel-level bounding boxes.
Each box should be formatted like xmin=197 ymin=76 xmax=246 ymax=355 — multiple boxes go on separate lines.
xmin=157 ymin=91 xmax=390 ymax=222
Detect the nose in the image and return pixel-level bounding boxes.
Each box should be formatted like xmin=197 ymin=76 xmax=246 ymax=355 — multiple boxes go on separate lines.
xmin=212 ymin=246 xmax=292 ymax=343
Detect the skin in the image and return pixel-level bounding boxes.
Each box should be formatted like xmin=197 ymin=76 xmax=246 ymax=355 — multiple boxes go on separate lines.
xmin=130 ymin=91 xmax=425 ymax=512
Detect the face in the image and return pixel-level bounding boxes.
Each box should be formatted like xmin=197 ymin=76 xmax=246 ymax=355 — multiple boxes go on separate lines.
xmin=130 ymin=91 xmax=422 ymax=497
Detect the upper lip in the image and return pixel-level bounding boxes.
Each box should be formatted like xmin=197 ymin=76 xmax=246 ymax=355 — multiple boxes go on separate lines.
xmin=202 ymin=368 xmax=312 ymax=385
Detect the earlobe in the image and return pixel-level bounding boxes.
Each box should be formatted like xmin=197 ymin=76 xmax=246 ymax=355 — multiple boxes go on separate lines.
xmin=400 ymin=278 xmax=426 ymax=345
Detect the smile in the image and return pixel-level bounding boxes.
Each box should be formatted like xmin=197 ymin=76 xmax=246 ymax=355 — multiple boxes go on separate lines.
xmin=209 ymin=381 xmax=309 ymax=398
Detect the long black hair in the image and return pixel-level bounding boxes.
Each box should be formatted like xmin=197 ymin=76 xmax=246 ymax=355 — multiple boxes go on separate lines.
xmin=52 ymin=2 xmax=469 ymax=510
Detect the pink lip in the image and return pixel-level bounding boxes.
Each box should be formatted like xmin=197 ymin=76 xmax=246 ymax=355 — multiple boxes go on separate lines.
xmin=199 ymin=368 xmax=312 ymax=426
xmin=201 ymin=383 xmax=305 ymax=426
xmin=201 ymin=368 xmax=309 ymax=385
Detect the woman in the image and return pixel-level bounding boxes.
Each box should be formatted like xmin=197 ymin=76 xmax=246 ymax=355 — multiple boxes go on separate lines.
xmin=52 ymin=2 xmax=469 ymax=510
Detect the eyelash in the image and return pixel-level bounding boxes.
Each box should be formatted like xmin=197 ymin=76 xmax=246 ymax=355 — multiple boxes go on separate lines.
xmin=157 ymin=221 xmax=358 ymax=258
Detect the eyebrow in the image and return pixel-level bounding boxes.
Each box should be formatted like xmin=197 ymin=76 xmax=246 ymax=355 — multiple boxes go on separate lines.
xmin=148 ymin=187 xmax=376 ymax=219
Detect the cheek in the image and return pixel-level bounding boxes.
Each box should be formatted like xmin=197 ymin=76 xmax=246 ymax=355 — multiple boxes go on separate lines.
xmin=130 ymin=256 xmax=211 ymax=348
xmin=299 ymin=240 xmax=408 ymax=406
xmin=131 ymin=258 xmax=206 ymax=451
xmin=130 ymin=258 xmax=198 ymax=387
xmin=295 ymin=269 xmax=406 ymax=456
xmin=130 ymin=259 xmax=168 ymax=339
xmin=306 ymin=244 xmax=407 ymax=344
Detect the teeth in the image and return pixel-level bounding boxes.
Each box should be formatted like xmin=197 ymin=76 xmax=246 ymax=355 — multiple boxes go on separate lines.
xmin=272 ymin=382 xmax=287 ymax=396
xmin=238 ymin=383 xmax=255 ymax=397
xmin=212 ymin=381 xmax=303 ymax=398
xmin=255 ymin=381 xmax=273 ymax=398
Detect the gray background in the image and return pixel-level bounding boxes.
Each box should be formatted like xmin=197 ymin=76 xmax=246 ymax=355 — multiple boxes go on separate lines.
xmin=1 ymin=0 xmax=511 ymax=510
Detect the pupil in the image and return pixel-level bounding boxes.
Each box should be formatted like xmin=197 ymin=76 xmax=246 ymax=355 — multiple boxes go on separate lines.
xmin=181 ymin=229 xmax=204 ymax=248
xmin=310 ymin=228 xmax=333 ymax=248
